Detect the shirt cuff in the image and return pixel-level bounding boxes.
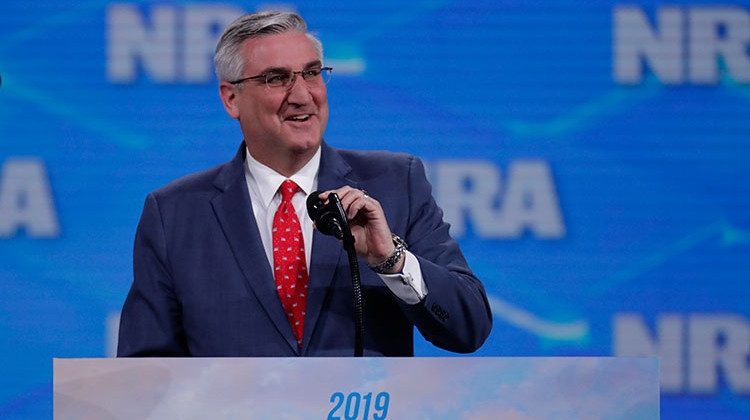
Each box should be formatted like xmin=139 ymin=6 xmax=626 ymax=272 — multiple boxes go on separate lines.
xmin=376 ymin=251 xmax=428 ymax=305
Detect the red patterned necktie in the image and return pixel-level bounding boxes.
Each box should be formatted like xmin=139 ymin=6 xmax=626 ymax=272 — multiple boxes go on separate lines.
xmin=272 ymin=180 xmax=308 ymax=348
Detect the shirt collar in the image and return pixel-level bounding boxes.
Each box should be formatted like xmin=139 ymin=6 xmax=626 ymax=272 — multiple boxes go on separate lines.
xmin=244 ymin=146 xmax=321 ymax=209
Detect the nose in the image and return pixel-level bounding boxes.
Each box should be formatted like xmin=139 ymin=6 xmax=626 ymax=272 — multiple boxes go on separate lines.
xmin=286 ymin=72 xmax=315 ymax=104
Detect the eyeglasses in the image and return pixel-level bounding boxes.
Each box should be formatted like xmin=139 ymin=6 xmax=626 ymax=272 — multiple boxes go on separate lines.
xmin=229 ymin=66 xmax=333 ymax=89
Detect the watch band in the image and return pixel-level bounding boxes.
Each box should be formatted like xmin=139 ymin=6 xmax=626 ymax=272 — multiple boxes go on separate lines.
xmin=367 ymin=233 xmax=407 ymax=274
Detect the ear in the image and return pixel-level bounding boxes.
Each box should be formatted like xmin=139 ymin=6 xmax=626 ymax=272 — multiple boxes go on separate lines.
xmin=219 ymin=82 xmax=241 ymax=119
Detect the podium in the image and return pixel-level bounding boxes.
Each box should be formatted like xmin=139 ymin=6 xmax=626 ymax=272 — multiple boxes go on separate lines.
xmin=54 ymin=357 xmax=658 ymax=419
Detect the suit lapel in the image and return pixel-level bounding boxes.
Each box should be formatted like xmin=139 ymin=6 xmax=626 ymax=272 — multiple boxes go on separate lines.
xmin=301 ymin=143 xmax=362 ymax=353
xmin=210 ymin=147 xmax=299 ymax=353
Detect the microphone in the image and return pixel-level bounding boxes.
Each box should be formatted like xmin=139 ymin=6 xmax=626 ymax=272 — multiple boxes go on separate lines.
xmin=306 ymin=191 xmax=348 ymax=240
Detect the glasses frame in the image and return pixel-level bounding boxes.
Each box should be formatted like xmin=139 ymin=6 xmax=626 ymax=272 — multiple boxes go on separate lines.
xmin=229 ymin=67 xmax=333 ymax=89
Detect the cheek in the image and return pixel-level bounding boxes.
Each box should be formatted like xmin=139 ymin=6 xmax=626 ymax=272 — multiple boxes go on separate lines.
xmin=247 ymin=94 xmax=283 ymax=120
xmin=319 ymin=107 xmax=329 ymax=132
xmin=315 ymin=91 xmax=329 ymax=128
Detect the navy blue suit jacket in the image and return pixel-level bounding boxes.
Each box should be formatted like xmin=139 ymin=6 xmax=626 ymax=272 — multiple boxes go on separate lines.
xmin=118 ymin=143 xmax=492 ymax=356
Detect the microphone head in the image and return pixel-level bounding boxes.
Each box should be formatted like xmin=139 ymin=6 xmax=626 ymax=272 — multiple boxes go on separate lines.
xmin=307 ymin=191 xmax=345 ymax=240
xmin=306 ymin=190 xmax=325 ymax=220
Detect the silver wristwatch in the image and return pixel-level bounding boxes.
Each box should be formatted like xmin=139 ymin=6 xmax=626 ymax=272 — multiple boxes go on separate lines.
xmin=367 ymin=233 xmax=407 ymax=274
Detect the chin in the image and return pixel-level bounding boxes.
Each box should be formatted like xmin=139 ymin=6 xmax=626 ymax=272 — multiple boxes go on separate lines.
xmin=286 ymin=137 xmax=322 ymax=155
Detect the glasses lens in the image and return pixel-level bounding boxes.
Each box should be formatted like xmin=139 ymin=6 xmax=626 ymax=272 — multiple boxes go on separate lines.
xmin=265 ymin=71 xmax=291 ymax=88
xmin=299 ymin=68 xmax=325 ymax=87
xmin=262 ymin=68 xmax=332 ymax=89
xmin=321 ymin=68 xmax=332 ymax=84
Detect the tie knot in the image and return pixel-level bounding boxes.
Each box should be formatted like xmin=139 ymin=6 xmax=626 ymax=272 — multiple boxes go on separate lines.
xmin=280 ymin=180 xmax=298 ymax=203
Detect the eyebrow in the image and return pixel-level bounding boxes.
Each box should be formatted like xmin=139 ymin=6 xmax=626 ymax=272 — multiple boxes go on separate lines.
xmin=258 ymin=60 xmax=323 ymax=74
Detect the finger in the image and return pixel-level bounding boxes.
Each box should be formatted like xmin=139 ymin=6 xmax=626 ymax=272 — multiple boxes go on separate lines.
xmin=335 ymin=187 xmax=363 ymax=209
xmin=349 ymin=192 xmax=383 ymax=223
xmin=319 ymin=186 xmax=354 ymax=202
xmin=318 ymin=187 xmax=370 ymax=215
xmin=346 ymin=195 xmax=369 ymax=221
xmin=340 ymin=188 xmax=368 ymax=205
xmin=317 ymin=190 xmax=334 ymax=201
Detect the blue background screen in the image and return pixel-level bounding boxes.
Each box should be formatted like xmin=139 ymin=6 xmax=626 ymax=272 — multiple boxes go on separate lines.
xmin=1 ymin=1 xmax=749 ymax=418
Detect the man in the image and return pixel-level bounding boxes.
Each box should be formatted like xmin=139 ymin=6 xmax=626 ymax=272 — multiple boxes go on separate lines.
xmin=117 ymin=11 xmax=492 ymax=357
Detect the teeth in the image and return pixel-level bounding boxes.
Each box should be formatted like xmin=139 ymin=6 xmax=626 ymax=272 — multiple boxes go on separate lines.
xmin=288 ymin=115 xmax=310 ymax=121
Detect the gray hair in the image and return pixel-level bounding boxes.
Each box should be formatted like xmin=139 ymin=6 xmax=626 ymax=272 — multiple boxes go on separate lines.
xmin=214 ymin=11 xmax=324 ymax=82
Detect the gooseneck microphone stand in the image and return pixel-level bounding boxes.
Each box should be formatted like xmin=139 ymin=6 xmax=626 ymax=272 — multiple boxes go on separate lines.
xmin=341 ymin=220 xmax=364 ymax=357
xmin=307 ymin=192 xmax=364 ymax=357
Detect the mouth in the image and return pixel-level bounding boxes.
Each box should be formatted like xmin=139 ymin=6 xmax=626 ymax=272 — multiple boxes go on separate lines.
xmin=285 ymin=114 xmax=311 ymax=122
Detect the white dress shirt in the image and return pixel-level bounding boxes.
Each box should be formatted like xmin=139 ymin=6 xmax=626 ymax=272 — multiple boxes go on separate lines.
xmin=243 ymin=146 xmax=427 ymax=304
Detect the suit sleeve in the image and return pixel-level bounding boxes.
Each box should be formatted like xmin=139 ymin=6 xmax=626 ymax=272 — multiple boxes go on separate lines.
xmin=398 ymin=156 xmax=493 ymax=353
xmin=117 ymin=193 xmax=190 ymax=357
